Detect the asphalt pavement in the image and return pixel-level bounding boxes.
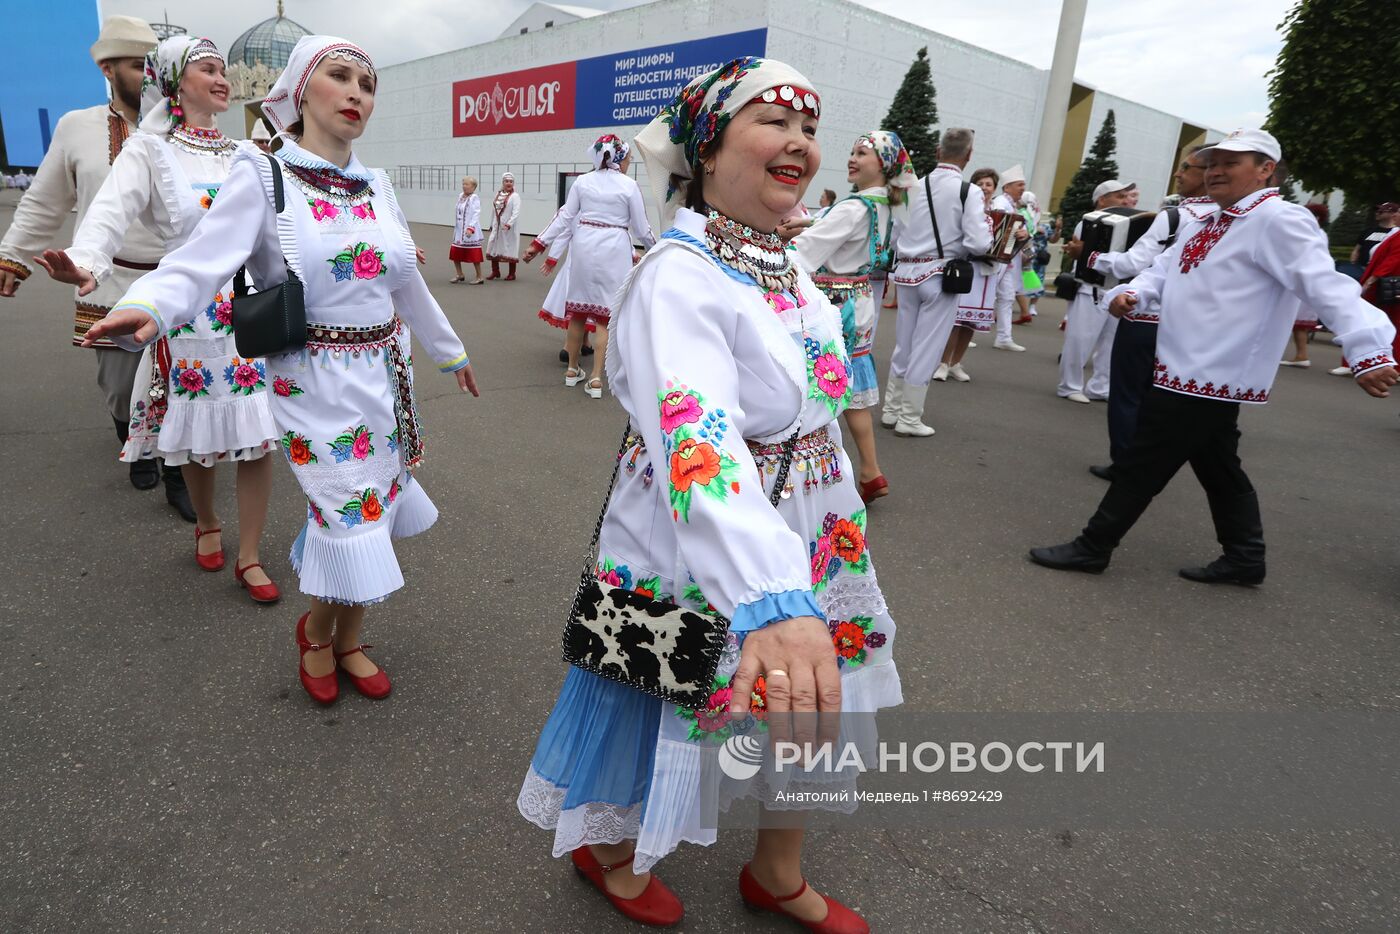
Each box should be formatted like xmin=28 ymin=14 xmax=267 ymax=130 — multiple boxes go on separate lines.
xmin=2 ymin=191 xmax=1398 ymax=933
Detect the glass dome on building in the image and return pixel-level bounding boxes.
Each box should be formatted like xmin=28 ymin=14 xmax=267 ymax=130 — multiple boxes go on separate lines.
xmin=228 ymin=3 xmax=311 ymax=70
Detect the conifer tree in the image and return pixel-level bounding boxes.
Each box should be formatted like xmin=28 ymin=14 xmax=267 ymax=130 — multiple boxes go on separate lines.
xmin=882 ymin=47 xmax=939 ymax=176
xmin=1058 ymin=110 xmax=1120 ymax=238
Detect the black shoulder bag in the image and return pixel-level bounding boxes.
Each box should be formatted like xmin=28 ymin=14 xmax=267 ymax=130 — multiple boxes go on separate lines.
xmin=1161 ymin=206 xmax=1181 ymax=248
xmin=562 ymin=423 xmax=797 ymax=709
xmin=231 ymin=154 xmax=307 ymax=358
xmin=928 ymin=175 xmax=974 ymax=294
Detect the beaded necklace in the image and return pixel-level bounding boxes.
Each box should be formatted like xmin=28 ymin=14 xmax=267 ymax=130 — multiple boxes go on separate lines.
xmin=282 ymin=163 xmax=374 ymax=207
xmin=704 ymin=208 xmax=798 ymax=293
xmin=169 ymin=122 xmax=236 ymax=156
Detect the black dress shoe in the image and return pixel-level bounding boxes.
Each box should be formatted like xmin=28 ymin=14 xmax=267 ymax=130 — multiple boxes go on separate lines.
xmin=558 ymin=348 xmax=569 ymax=363
xmin=162 ymin=467 xmax=197 ymax=523
xmin=1088 ymin=464 xmax=1114 ymax=481
xmin=1029 ymin=540 xmax=1110 ymax=574
xmin=1179 ymin=558 xmax=1265 ymax=586
xmin=129 ymin=458 xmax=160 ymax=490
xmin=580 ymin=344 xmax=594 ymax=357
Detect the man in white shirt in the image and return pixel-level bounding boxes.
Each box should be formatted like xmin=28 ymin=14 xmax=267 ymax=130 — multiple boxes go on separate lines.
xmin=1065 ymin=148 xmax=1214 ymax=477
xmin=1030 ymin=129 xmax=1397 ymax=585
xmin=0 ymin=17 xmax=193 ymax=515
xmin=989 ymin=164 xmax=1032 ymax=352
xmin=1057 ymin=179 xmax=1137 ymax=404
xmin=882 ymin=127 xmax=992 ymax=436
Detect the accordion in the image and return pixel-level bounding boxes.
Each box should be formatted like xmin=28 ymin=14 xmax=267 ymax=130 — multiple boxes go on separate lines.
xmin=987 ymin=210 xmax=1027 ymax=263
xmin=1074 ymin=208 xmax=1157 ymax=287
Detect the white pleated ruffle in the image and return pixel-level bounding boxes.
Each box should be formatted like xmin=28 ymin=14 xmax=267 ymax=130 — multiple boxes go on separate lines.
xmin=121 ymin=393 xmax=280 ymax=466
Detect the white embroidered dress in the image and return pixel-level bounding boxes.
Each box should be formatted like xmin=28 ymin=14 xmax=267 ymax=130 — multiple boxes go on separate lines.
xmin=531 ymin=169 xmax=655 ymax=326
xmin=109 ymin=141 xmax=471 ymax=605
xmin=68 ymin=128 xmax=279 ymax=465
xmin=484 ymin=190 xmax=521 ymax=261
xmin=451 ymin=192 xmax=482 ymax=252
xmin=518 ymin=208 xmax=903 ymax=872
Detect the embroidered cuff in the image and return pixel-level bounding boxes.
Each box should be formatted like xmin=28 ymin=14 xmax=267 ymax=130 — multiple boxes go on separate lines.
xmin=112 ymin=301 xmax=165 ymax=340
xmin=544 ymin=256 xmax=558 ymax=269
xmin=730 ymin=589 xmax=825 ymax=633
xmin=1087 ymin=251 xmax=1103 ymax=272
xmin=0 ymin=256 xmax=31 ymax=280
xmin=438 ymin=351 xmax=470 ymax=373
xmin=530 ymin=238 xmax=548 ymax=253
xmin=1350 ymin=352 xmax=1396 ymax=376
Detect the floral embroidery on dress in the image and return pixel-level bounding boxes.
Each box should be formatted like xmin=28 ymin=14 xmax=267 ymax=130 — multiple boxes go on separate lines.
xmin=223 ymin=357 xmax=266 ymax=395
xmin=809 ymin=508 xmax=869 ymax=591
xmin=387 ymin=477 xmax=401 ymax=504
xmin=329 ymin=242 xmax=387 ymax=282
xmin=386 ymin=427 xmax=400 ymax=454
xmin=659 ymin=383 xmax=742 ymax=522
xmin=167 ymin=321 xmax=196 ymax=338
xmin=805 ymin=336 xmax=851 ymax=416
xmin=336 ymin=487 xmax=385 ymax=529
xmin=350 ymin=203 xmax=376 ymax=221
xmin=198 ymin=189 xmax=218 ymax=210
xmin=281 ymin=430 xmax=317 ymax=465
xmin=309 ymin=198 xmax=340 ymax=222
xmin=829 ymin=615 xmax=884 ymax=669
xmin=765 ymin=290 xmax=797 ymax=313
xmin=272 ymin=376 xmax=304 ymax=397
xmin=328 ymin=424 xmax=374 ymax=463
xmin=171 ymin=359 xmax=214 ymax=399
xmin=204 ymin=292 xmax=233 ymax=333
xmin=683 ymin=580 xmax=720 ymax=617
xmin=674 ymin=673 xmax=769 ymax=744
xmin=595 ymin=557 xmax=673 ymax=602
xmin=307 ymin=498 xmax=329 ymax=529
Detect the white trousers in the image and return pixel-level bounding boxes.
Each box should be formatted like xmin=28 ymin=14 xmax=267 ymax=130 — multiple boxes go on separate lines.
xmin=1057 ymin=289 xmax=1118 ymax=398
xmin=993 ymin=252 xmax=1023 ymax=344
xmin=890 ymin=274 xmax=961 ymax=387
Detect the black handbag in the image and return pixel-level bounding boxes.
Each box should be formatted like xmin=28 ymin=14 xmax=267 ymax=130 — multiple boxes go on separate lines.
xmin=562 ymin=423 xmax=797 ymax=709
xmin=927 ymin=175 xmax=973 ymax=294
xmin=1376 ymin=276 xmax=1400 ymax=305
xmin=231 ymin=154 xmax=307 ymax=358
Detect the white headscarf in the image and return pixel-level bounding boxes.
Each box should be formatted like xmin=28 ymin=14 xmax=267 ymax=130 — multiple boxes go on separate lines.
xmin=590 ymin=134 xmax=630 ymax=171
xmin=261 ymin=35 xmax=376 ymax=134
xmin=139 ymin=36 xmax=224 ymax=135
xmin=632 ymin=56 xmax=820 ymax=229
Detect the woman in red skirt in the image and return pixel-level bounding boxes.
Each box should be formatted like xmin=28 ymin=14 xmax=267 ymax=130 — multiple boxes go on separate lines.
xmin=449 ymin=175 xmax=484 ymax=284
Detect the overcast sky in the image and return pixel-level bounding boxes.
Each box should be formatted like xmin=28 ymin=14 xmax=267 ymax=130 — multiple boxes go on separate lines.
xmin=100 ymin=0 xmax=1291 ymax=130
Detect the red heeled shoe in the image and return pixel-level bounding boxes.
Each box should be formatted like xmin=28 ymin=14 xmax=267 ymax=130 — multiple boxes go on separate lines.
xmin=739 ymin=863 xmax=869 ymax=934
xmin=571 ymin=847 xmax=683 ymax=927
xmin=858 ymin=475 xmax=889 ymax=504
xmin=234 ymin=562 xmax=281 ymax=604
xmin=296 ymin=612 xmax=338 ymax=705
xmin=194 ymin=526 xmax=224 ymax=571
xmin=333 ymin=643 xmax=392 ymax=700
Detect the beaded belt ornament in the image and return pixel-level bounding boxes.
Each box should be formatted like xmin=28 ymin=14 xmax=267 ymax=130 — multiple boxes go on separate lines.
xmin=579 ymin=218 xmax=628 ymax=229
xmin=748 ymin=426 xmax=843 ymax=496
xmin=812 ymin=274 xmax=872 ymax=298
xmin=305 ymin=318 xmax=425 ymax=468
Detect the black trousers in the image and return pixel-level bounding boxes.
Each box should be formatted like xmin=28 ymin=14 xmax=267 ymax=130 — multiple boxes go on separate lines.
xmin=1080 ymin=388 xmax=1263 ymax=564
xmin=1106 ymin=318 xmax=1159 ymax=463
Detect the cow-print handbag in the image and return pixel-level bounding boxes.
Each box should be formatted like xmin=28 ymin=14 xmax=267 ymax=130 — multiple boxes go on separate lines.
xmin=562 ymin=421 xmax=797 ymax=709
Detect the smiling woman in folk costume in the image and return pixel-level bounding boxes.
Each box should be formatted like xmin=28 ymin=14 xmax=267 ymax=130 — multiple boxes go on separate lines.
xmin=523 ymin=134 xmax=655 ymax=399
xmin=518 ymin=57 xmax=900 ymax=932
xmin=793 ymin=130 xmax=912 ymax=503
xmin=484 ymin=172 xmax=522 ymax=280
xmin=39 ymin=36 xmax=283 ymax=600
xmin=449 ymin=174 xmax=484 ymax=283
xmin=82 ymin=36 xmax=480 ymax=705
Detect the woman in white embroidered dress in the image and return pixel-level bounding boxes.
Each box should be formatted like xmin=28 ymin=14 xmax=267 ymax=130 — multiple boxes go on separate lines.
xmin=518 ymin=58 xmax=900 ymax=933
xmin=794 ymin=130 xmax=914 ymax=504
xmin=939 ymin=166 xmax=1002 ymax=378
xmin=449 ymin=175 xmax=483 ymax=284
xmin=40 ymin=36 xmax=282 ymax=600
xmin=523 ymin=134 xmax=655 ymax=399
xmin=484 ymin=172 xmax=521 ymax=280
xmin=83 ymin=36 xmax=480 ymax=706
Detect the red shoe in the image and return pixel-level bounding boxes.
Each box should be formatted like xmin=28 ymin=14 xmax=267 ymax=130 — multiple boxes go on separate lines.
xmin=296 ymin=612 xmax=338 ymax=705
xmin=739 ymin=863 xmax=868 ymax=934
xmin=858 ymin=475 xmax=889 ymax=504
xmin=234 ymin=562 xmax=281 ymax=604
xmin=571 ymin=847 xmax=683 ymax=927
xmin=194 ymin=526 xmax=224 ymax=572
xmin=333 ymin=643 xmax=392 ymax=700
xmin=1014 ymin=315 xmax=1034 ymax=325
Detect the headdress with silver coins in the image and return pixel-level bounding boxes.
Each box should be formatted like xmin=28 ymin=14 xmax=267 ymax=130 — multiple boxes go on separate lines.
xmin=633 ymin=57 xmax=821 ymax=291
xmin=590 ymin=134 xmax=630 ymax=171
xmin=140 ymin=36 xmax=224 ymax=134
xmin=261 ymin=35 xmax=376 ymax=136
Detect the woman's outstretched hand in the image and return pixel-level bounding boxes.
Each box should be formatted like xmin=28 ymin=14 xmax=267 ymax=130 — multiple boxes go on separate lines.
xmin=80 ymin=307 xmax=158 ymax=347
xmin=728 ymin=615 xmax=841 ymax=757
xmin=455 ymin=364 xmax=480 ymax=396
xmin=34 ymin=250 xmax=97 ymax=296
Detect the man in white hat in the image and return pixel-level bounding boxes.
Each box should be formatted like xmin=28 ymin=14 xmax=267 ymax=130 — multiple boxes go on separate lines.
xmin=0 ymin=16 xmax=192 ymax=512
xmin=1055 ymin=179 xmax=1137 ymax=404
xmin=989 ymin=164 xmax=1032 ymax=351
xmin=249 ymin=119 xmax=273 ymax=153
xmin=1064 ymin=147 xmax=1215 ymax=478
xmin=1031 ymin=129 xmax=1397 ymax=584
